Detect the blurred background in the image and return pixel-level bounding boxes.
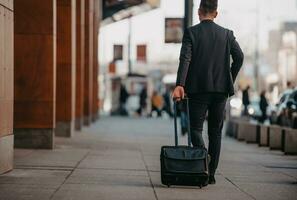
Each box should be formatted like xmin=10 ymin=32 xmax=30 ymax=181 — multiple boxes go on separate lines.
xmin=99 ymin=0 xmax=297 ymax=129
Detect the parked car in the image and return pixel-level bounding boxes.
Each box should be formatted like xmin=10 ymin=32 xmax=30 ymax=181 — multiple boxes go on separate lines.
xmin=247 ymin=97 xmax=262 ymax=119
xmin=229 ymin=95 xmax=268 ymax=119
xmin=270 ymin=89 xmax=297 ymax=128
xmin=287 ymin=90 xmax=297 ymax=128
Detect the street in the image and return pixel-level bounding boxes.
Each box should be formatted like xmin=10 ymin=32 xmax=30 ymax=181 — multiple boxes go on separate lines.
xmin=0 ymin=117 xmax=297 ymax=200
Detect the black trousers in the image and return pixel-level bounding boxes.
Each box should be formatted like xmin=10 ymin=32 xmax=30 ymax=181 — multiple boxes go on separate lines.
xmin=188 ymin=93 xmax=227 ymax=176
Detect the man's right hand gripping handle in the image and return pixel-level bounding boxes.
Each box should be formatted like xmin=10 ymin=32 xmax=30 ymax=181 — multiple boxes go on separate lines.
xmin=172 ymin=86 xmax=185 ymax=101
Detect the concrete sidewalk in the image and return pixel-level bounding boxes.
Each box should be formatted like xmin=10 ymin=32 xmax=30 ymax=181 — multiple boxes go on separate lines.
xmin=0 ymin=117 xmax=296 ymax=200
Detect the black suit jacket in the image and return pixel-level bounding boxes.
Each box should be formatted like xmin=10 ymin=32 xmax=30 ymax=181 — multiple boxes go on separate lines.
xmin=176 ymin=20 xmax=244 ymax=96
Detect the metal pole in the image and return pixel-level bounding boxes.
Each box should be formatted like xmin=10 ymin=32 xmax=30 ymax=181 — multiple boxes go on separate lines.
xmin=128 ymin=15 xmax=132 ymax=74
xmin=254 ymin=49 xmax=259 ymax=91
xmin=285 ymin=50 xmax=289 ymax=89
xmin=254 ymin=2 xmax=260 ymax=92
xmin=184 ymin=0 xmax=193 ymax=30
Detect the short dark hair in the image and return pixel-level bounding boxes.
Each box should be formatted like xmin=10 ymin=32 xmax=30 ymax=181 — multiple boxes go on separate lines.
xmin=199 ymin=0 xmax=218 ymax=14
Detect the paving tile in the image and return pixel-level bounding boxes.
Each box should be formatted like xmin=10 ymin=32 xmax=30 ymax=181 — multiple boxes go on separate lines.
xmin=0 ymin=184 xmax=55 ymax=200
xmin=150 ymin=172 xmax=253 ymax=200
xmin=143 ymin=154 xmax=160 ymax=172
xmin=0 ymin=169 xmax=70 ymax=188
xmin=51 ymin=184 xmax=156 ymax=200
xmin=14 ymin=149 xmax=88 ymax=168
xmin=78 ymin=152 xmax=146 ymax=170
xmin=273 ymin=168 xmax=297 ymax=180
xmin=66 ymin=168 xmax=150 ymax=186
xmin=234 ymin=182 xmax=297 ymax=200
xmin=225 ymin=171 xmax=296 ymax=184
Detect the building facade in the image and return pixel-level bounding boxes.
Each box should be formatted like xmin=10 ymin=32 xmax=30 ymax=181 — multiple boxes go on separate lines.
xmin=266 ymin=22 xmax=297 ymax=92
xmin=99 ymin=0 xmax=184 ymax=76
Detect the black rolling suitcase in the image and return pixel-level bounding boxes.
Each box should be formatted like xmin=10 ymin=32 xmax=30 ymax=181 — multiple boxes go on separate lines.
xmin=160 ymin=98 xmax=209 ymax=188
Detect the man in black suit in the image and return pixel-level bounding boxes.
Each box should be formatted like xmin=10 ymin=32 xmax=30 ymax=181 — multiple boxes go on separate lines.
xmin=172 ymin=0 xmax=244 ymax=184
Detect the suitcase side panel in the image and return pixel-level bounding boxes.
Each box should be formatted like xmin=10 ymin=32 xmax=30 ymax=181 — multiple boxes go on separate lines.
xmin=160 ymin=146 xmax=209 ymax=187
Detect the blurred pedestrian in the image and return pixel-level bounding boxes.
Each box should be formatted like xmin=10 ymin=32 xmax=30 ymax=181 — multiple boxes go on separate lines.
xmin=119 ymin=84 xmax=129 ymax=116
xmin=172 ymin=0 xmax=244 ymax=185
xmin=137 ymin=86 xmax=147 ymax=116
xmin=286 ymin=81 xmax=294 ymax=92
xmin=259 ymin=90 xmax=268 ymax=123
xmin=242 ymin=85 xmax=250 ymax=116
xmin=163 ymin=86 xmax=173 ymax=118
xmin=151 ymin=91 xmax=164 ymax=117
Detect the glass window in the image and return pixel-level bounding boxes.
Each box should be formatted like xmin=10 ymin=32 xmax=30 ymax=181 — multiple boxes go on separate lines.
xmin=137 ymin=44 xmax=147 ymax=62
xmin=113 ymin=45 xmax=123 ymax=61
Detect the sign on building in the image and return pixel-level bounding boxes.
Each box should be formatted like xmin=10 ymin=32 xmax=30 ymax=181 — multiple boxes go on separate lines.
xmin=165 ymin=18 xmax=183 ymax=43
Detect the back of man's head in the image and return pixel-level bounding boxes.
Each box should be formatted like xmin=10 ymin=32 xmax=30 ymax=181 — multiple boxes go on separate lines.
xmin=199 ymin=0 xmax=218 ymax=15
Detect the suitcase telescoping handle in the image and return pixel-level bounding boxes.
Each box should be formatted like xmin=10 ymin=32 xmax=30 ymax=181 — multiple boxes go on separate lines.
xmin=173 ymin=97 xmax=192 ymax=147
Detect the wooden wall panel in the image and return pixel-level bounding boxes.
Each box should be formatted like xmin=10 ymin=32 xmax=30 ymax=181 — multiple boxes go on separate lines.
xmin=83 ymin=0 xmax=94 ymax=125
xmin=92 ymin=0 xmax=100 ymax=120
xmin=56 ymin=0 xmax=75 ymax=120
xmin=14 ymin=0 xmax=56 ymax=129
xmin=75 ymin=0 xmax=85 ymax=129
xmin=88 ymin=0 xmax=94 ymax=105
xmin=14 ymin=1 xmax=53 ymax=35
xmin=14 ymin=34 xmax=55 ymax=128
xmin=55 ymin=0 xmax=76 ymax=136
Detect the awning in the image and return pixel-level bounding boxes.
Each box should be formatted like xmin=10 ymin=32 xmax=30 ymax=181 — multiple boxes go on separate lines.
xmin=102 ymin=0 xmax=160 ymax=25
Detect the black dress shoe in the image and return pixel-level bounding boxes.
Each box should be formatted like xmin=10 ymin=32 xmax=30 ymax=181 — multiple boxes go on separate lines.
xmin=209 ymin=175 xmax=216 ymax=185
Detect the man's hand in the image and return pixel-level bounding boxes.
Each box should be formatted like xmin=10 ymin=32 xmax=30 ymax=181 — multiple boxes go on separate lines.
xmin=172 ymin=86 xmax=185 ymax=101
